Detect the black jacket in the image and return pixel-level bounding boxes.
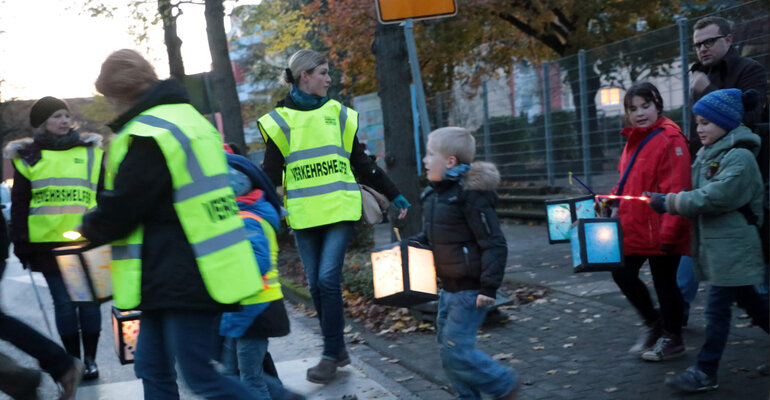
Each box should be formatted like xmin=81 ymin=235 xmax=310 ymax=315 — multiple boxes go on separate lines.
xmin=260 ymin=95 xmax=400 ymax=201
xmin=5 ymin=131 xmax=104 ymax=274
xmin=689 ymin=46 xmax=768 ymax=156
xmin=82 ymin=79 xmax=234 ymax=313
xmin=413 ymin=162 xmax=507 ymax=298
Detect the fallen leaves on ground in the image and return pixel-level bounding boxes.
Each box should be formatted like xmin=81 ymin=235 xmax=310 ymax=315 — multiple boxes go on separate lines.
xmin=342 ymin=291 xmax=435 ymax=336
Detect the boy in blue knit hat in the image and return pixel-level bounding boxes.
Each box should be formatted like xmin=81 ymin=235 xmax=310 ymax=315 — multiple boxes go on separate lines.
xmin=644 ymin=88 xmax=768 ymax=393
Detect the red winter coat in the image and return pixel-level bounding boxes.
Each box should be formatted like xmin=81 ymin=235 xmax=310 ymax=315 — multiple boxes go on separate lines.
xmin=613 ymin=116 xmax=692 ymax=256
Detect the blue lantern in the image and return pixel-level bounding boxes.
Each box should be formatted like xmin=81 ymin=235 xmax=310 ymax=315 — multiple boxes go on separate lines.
xmin=544 ymin=195 xmax=596 ymax=244
xmin=569 ymin=218 xmax=625 ymax=272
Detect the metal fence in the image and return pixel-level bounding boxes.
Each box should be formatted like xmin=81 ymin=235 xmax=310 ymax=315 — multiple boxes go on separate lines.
xmin=423 ymin=1 xmax=769 ymax=193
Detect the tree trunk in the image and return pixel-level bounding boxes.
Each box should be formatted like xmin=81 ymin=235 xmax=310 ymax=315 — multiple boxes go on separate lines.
xmin=158 ymin=0 xmax=185 ymax=81
xmin=373 ymin=23 xmax=422 ymax=237
xmin=204 ymin=0 xmax=246 ymax=150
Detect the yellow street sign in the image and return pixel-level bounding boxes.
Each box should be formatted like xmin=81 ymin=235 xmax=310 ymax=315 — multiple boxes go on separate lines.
xmin=375 ymin=0 xmax=457 ymax=24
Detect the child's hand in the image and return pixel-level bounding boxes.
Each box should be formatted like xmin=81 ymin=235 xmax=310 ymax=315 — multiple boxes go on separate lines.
xmin=643 ymin=192 xmax=666 ymax=214
xmin=476 ymin=294 xmax=495 ymax=307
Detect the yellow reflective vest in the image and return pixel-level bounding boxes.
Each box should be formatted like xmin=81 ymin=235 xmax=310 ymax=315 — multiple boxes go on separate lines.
xmin=238 ymin=210 xmax=283 ymax=305
xmin=106 ymin=104 xmax=262 ymax=309
xmin=13 ymin=146 xmax=102 ymax=243
xmin=258 ymin=100 xmax=362 ymax=229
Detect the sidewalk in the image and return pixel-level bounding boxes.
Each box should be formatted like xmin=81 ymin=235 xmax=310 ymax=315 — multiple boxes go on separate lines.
xmin=0 ymin=256 xmax=447 ymax=400
xmin=367 ymin=221 xmax=770 ymax=399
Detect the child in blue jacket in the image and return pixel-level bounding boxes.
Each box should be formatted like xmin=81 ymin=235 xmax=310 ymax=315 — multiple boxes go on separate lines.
xmin=219 ymin=153 xmax=303 ymax=400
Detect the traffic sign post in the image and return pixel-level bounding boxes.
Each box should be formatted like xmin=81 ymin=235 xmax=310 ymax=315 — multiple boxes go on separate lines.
xmin=374 ymin=0 xmax=456 ymax=150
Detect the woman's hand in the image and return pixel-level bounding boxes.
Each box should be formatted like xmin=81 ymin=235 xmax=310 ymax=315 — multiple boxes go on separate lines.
xmin=392 ymin=195 xmax=410 ymax=220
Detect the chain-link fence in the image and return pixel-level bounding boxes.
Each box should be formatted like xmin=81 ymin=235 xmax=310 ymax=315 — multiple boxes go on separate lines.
xmin=424 ymin=1 xmax=769 ymax=193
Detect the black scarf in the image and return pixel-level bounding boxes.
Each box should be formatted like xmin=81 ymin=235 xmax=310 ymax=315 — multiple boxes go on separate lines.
xmin=19 ymin=129 xmax=82 ymax=166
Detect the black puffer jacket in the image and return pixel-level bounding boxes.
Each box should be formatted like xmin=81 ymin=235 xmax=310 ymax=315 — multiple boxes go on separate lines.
xmin=414 ymin=162 xmax=507 ymax=298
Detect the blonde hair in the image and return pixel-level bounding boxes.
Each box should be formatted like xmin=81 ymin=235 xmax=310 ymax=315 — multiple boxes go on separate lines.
xmin=281 ymin=49 xmax=327 ymax=86
xmin=428 ymin=127 xmax=476 ymax=164
xmin=95 ymin=49 xmax=159 ymax=101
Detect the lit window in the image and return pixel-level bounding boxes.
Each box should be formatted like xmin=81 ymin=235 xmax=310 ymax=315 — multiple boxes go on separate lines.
xmin=600 ymin=88 xmax=620 ymax=106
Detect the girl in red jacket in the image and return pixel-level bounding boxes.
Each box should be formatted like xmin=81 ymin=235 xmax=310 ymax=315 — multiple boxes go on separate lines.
xmin=608 ymin=82 xmax=692 ymax=362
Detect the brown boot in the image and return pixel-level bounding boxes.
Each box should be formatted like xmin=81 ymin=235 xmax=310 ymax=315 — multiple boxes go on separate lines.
xmin=306 ymin=358 xmax=338 ymax=384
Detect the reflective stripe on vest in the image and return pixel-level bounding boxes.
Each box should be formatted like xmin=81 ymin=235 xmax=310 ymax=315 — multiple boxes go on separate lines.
xmin=13 ymin=146 xmax=102 ymax=243
xmin=107 ymin=104 xmax=261 ymax=309
xmin=257 ymin=100 xmax=362 ymax=229
xmin=237 ymin=210 xmax=283 ymax=305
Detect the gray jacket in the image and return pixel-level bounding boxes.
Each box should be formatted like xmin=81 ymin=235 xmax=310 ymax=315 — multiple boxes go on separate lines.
xmin=665 ymin=125 xmax=764 ymax=286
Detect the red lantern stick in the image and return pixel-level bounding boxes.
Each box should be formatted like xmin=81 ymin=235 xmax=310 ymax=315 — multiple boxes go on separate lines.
xmin=595 ymin=194 xmax=650 ymax=202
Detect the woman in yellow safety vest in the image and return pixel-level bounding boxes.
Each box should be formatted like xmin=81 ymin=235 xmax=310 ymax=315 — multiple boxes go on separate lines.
xmin=5 ymin=96 xmax=104 ymax=380
xmin=81 ymin=49 xmax=263 ymax=400
xmin=259 ymin=49 xmax=410 ymax=384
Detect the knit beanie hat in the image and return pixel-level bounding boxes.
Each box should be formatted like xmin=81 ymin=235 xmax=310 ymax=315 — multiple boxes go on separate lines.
xmin=29 ymin=96 xmax=69 ymax=128
xmin=228 ymin=165 xmax=253 ymax=197
xmin=693 ymin=88 xmax=743 ymax=131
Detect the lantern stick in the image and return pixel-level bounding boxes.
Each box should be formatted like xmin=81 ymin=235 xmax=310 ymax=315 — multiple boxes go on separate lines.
xmin=27 ymin=269 xmax=55 ymax=337
xmin=568 ymin=172 xmax=596 ymax=195
xmin=595 ymin=194 xmax=650 ymax=202
xmin=393 ymin=228 xmax=402 ymax=242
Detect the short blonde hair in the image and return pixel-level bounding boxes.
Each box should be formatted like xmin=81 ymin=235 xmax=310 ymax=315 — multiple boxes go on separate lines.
xmin=95 ymin=49 xmax=158 ymax=101
xmin=428 ymin=127 xmax=476 ymax=164
xmin=281 ymin=49 xmax=327 ymax=85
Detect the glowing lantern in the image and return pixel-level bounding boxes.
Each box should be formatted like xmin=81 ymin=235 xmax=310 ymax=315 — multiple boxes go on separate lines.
xmin=53 ymin=244 xmax=112 ymax=303
xmin=112 ymin=307 xmax=141 ymax=364
xmin=569 ymin=218 xmax=625 ymax=272
xmin=370 ymin=241 xmax=439 ymax=307
xmin=544 ymin=195 xmax=596 ymax=244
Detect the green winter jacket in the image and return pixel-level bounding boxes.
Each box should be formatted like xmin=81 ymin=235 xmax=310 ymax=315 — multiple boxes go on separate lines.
xmin=665 ymin=125 xmax=764 ymax=286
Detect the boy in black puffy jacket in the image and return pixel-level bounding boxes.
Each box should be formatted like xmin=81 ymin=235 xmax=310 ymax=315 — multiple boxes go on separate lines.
xmin=413 ymin=127 xmax=518 ymax=400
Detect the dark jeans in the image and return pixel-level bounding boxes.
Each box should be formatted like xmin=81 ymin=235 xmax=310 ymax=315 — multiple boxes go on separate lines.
xmin=697 ymin=285 xmax=769 ymax=377
xmin=612 ymin=255 xmax=684 ymax=335
xmin=436 ymin=290 xmax=516 ymax=400
xmin=221 ymin=337 xmax=291 ymax=400
xmin=0 ymin=310 xmax=72 ymax=380
xmin=44 ymin=272 xmax=101 ymax=336
xmin=293 ymin=221 xmax=354 ymax=360
xmin=134 ymin=310 xmax=257 ymax=400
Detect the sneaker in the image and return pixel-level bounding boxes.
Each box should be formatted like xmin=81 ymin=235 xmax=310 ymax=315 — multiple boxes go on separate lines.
xmin=629 ymin=320 xmax=661 ymax=354
xmin=495 ymin=378 xmax=520 ymax=400
xmin=57 ymin=358 xmax=85 ymax=400
xmin=665 ymin=366 xmax=718 ymax=392
xmin=758 ymin=363 xmax=769 ymax=376
xmin=306 ymin=358 xmax=338 ymax=384
xmin=641 ymin=335 xmax=685 ymax=361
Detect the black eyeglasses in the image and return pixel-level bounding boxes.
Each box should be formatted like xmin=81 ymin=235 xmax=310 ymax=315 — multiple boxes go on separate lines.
xmin=693 ymin=35 xmax=726 ymax=50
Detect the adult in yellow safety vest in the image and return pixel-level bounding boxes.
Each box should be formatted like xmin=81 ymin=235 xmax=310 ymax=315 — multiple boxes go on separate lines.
xmin=81 ymin=49 xmax=262 ymax=400
xmin=259 ymin=49 xmax=411 ymax=384
xmin=5 ymin=96 xmax=104 ymax=380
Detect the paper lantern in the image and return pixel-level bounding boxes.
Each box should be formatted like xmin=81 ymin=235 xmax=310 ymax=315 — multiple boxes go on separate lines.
xmin=370 ymin=241 xmax=438 ymax=307
xmin=53 ymin=244 xmax=112 ymax=304
xmin=112 ymin=307 xmax=141 ymax=364
xmin=569 ymin=218 xmax=625 ymax=273
xmin=544 ymin=195 xmax=596 ymax=244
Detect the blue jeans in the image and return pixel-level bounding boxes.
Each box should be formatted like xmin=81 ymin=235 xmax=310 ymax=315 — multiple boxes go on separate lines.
xmin=294 ymin=221 xmax=354 ymax=360
xmin=676 ymin=256 xmax=699 ymax=316
xmin=436 ymin=290 xmax=516 ymax=400
xmin=44 ymin=272 xmax=101 ymax=336
xmin=221 ymin=337 xmax=291 ymax=400
xmin=697 ymin=285 xmax=769 ymax=377
xmin=134 ymin=310 xmax=257 ymax=400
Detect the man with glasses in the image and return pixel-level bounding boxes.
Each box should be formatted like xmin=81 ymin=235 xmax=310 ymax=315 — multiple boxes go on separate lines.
xmin=689 ymin=16 xmax=767 ymax=155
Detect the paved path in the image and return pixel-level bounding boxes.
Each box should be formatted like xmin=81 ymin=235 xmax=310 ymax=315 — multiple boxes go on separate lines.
xmin=368 ymin=221 xmax=770 ymax=399
xmin=0 ymin=255 xmax=443 ymax=400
